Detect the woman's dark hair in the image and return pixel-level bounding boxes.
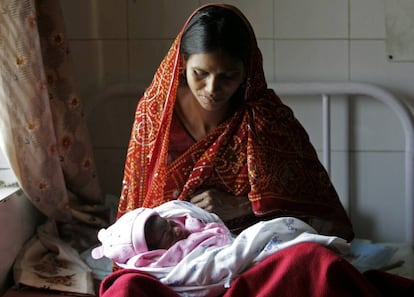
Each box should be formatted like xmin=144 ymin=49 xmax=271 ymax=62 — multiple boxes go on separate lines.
xmin=180 ymin=6 xmax=250 ymax=65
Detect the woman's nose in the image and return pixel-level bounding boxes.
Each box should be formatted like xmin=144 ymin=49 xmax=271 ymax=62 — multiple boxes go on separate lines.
xmin=205 ymin=76 xmax=219 ymax=93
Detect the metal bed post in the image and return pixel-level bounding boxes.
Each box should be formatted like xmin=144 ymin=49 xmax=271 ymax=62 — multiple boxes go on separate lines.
xmin=271 ymin=81 xmax=414 ymax=245
xmin=322 ymin=94 xmax=331 ymax=176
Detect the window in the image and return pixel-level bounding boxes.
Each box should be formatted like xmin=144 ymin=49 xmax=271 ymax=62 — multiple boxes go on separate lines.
xmin=0 ymin=132 xmax=19 ymax=201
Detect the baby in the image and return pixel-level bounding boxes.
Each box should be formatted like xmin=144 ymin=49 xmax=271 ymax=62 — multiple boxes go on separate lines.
xmin=91 ymin=202 xmax=232 ymax=268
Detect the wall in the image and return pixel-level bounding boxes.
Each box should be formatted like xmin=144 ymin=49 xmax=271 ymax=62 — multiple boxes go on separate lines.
xmin=60 ymin=0 xmax=414 ymax=242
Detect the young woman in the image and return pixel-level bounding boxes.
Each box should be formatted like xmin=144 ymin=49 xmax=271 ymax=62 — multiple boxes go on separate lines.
xmin=117 ymin=3 xmax=353 ymax=241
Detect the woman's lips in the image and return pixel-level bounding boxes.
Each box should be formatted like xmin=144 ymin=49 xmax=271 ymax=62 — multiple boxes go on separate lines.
xmin=200 ymin=95 xmax=223 ymax=103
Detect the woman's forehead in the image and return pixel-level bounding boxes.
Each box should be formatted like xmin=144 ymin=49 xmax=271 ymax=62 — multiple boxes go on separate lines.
xmin=186 ymin=51 xmax=244 ymax=71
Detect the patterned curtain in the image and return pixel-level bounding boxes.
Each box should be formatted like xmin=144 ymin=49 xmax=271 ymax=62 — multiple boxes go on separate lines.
xmin=0 ymin=0 xmax=108 ymax=246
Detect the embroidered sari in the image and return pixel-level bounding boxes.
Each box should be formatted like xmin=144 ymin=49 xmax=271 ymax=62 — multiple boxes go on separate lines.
xmin=117 ymin=3 xmax=353 ymax=240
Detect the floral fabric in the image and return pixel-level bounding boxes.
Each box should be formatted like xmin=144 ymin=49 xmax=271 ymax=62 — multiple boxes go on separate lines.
xmin=13 ymin=221 xmax=95 ymax=295
xmin=0 ymin=0 xmax=110 ymax=293
xmin=0 ymin=0 xmax=105 ymax=226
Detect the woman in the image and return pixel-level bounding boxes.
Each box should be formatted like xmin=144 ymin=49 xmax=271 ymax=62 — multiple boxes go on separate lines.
xmin=117 ymin=3 xmax=353 ymax=241
xmin=104 ymin=3 xmax=413 ymax=297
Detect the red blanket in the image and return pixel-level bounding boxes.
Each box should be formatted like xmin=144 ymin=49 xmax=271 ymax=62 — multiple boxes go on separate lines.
xmin=100 ymin=243 xmax=414 ymax=297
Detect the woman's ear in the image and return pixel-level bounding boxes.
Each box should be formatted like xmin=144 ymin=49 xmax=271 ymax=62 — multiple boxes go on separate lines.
xmin=179 ymin=56 xmax=187 ymax=75
xmin=178 ymin=56 xmax=188 ymax=85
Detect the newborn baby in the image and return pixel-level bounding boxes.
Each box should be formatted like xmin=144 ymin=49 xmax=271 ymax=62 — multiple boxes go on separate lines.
xmin=91 ymin=203 xmax=232 ymax=267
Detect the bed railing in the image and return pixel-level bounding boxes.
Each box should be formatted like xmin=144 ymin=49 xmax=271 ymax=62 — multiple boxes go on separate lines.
xmin=269 ymin=81 xmax=414 ymax=245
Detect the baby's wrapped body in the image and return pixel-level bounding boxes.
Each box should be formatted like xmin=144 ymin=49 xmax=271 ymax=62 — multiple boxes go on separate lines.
xmin=92 ymin=200 xmax=348 ymax=297
xmin=126 ymin=210 xmax=232 ymax=268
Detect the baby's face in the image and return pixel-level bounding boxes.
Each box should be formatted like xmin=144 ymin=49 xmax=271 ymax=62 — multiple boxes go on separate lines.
xmin=145 ymin=215 xmax=190 ymax=250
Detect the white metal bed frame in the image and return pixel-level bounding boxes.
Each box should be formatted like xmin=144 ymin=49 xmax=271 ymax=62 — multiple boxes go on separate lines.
xmin=268 ymin=81 xmax=414 ymax=245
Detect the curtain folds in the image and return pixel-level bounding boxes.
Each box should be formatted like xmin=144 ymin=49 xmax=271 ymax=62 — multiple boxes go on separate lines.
xmin=0 ymin=0 xmax=108 ymax=246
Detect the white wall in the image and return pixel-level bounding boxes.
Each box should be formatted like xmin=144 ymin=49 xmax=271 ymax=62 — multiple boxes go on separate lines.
xmin=59 ymin=0 xmax=414 ymax=242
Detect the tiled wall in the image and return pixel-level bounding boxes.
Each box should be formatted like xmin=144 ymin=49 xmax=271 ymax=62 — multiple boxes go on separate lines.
xmin=61 ymin=0 xmax=414 ymax=242
xmin=61 ymin=0 xmax=414 ymax=98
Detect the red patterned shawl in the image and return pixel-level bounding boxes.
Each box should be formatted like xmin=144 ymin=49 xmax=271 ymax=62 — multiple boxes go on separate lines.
xmin=117 ymin=3 xmax=353 ymax=240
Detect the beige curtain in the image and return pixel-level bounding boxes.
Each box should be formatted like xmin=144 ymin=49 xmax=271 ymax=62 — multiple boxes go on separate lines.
xmin=0 ymin=0 xmax=108 ymax=248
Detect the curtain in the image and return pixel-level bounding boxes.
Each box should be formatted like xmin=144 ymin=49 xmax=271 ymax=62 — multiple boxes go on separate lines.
xmin=0 ymin=0 xmax=108 ymax=246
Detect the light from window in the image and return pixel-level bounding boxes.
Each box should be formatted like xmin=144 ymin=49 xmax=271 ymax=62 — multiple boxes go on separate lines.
xmin=0 ymin=132 xmax=20 ymax=200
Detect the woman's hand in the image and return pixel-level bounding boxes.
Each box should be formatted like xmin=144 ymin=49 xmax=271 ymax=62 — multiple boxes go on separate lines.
xmin=189 ymin=188 xmax=252 ymax=222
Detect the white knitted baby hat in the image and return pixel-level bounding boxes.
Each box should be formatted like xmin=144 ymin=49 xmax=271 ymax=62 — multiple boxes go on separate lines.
xmin=91 ymin=207 xmax=157 ymax=263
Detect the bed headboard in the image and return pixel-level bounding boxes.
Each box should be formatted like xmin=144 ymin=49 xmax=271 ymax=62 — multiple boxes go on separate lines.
xmin=87 ymin=81 xmax=414 ymax=245
xmin=269 ymin=81 xmax=414 ymax=245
